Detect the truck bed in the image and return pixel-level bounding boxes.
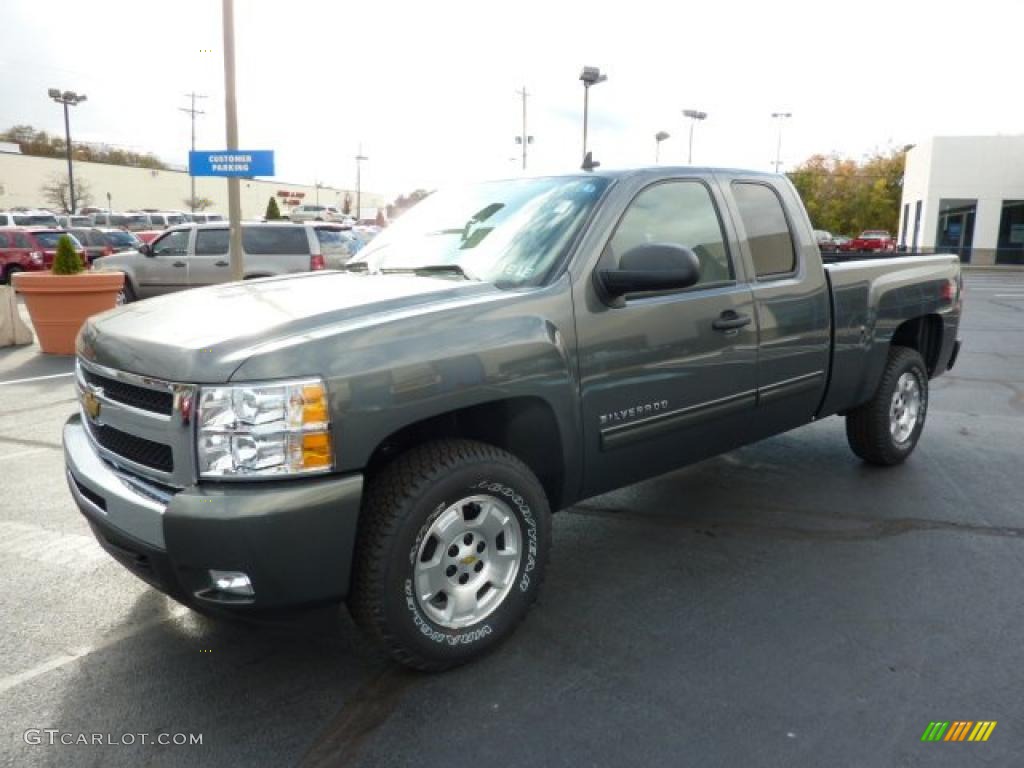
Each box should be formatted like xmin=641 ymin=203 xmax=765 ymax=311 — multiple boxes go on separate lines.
xmin=818 ymin=254 xmax=962 ymax=418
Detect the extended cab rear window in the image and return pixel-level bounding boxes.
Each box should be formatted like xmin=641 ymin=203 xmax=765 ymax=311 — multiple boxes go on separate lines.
xmin=732 ymin=182 xmax=797 ymax=277
xmin=241 ymin=226 xmax=310 ymax=255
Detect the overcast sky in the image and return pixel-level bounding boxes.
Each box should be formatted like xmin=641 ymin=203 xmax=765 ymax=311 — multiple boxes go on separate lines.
xmin=1 ymin=0 xmax=1020 ymax=199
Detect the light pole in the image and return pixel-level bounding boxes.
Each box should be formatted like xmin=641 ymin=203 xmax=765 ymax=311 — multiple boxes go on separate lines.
xmin=682 ymin=109 xmax=707 ymax=164
xmin=514 ymin=87 xmax=533 ymax=170
xmin=655 ymin=131 xmax=670 ymax=163
xmin=355 ymin=147 xmax=368 ymax=221
xmin=771 ymin=112 xmax=792 ymax=173
xmin=106 ymin=192 xmax=112 ymax=215
xmin=47 ymin=89 xmax=87 ymax=213
xmin=314 ymin=181 xmax=324 ymax=205
xmin=579 ymin=66 xmax=607 ymax=165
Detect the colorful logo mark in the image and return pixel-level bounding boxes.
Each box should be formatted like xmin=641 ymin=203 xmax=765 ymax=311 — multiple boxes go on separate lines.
xmin=921 ymin=721 xmax=997 ymax=742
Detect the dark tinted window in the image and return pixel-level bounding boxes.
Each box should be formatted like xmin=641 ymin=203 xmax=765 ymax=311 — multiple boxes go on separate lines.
xmin=608 ymin=180 xmax=733 ymax=285
xmin=242 ymin=226 xmax=309 ymax=255
xmin=13 ymin=233 xmax=31 ymax=248
xmin=70 ymin=229 xmax=101 ymax=246
xmin=14 ymin=214 xmax=58 ymax=227
xmin=732 ymin=183 xmax=797 ymax=277
xmin=104 ymin=230 xmax=138 ymax=248
xmin=0 ymin=233 xmax=8 ymax=247
xmin=34 ymin=232 xmax=82 ymax=249
xmin=196 ymin=229 xmax=229 ymax=255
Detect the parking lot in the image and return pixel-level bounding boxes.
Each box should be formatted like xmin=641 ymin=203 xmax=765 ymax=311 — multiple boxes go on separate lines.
xmin=0 ymin=271 xmax=1022 ymax=767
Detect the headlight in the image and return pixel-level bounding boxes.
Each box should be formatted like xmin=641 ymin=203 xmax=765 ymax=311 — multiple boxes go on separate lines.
xmin=197 ymin=378 xmax=333 ymax=478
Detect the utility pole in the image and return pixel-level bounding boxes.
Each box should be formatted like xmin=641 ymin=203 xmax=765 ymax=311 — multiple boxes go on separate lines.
xmin=222 ymin=0 xmax=244 ymax=281
xmin=355 ymin=145 xmax=368 ymax=221
xmin=179 ymin=92 xmax=207 ymax=214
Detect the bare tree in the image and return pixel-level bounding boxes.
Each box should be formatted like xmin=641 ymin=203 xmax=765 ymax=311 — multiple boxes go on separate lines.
xmin=183 ymin=196 xmax=215 ymax=211
xmin=40 ymin=174 xmax=93 ymax=213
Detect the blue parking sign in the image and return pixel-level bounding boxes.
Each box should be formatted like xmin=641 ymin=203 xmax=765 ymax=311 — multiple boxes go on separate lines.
xmin=189 ymin=150 xmax=275 ymax=177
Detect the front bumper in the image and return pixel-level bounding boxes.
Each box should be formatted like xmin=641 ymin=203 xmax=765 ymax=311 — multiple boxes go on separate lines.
xmin=64 ymin=414 xmax=364 ymax=611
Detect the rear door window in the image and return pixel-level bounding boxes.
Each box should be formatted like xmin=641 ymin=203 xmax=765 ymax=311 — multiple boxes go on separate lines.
xmin=242 ymin=226 xmax=310 ymax=255
xmin=315 ymin=227 xmax=356 ymax=255
xmin=195 ymin=229 xmax=229 ymax=255
xmin=13 ymin=233 xmax=31 ymax=248
xmin=0 ymin=233 xmax=9 ymax=247
xmin=732 ymin=182 xmax=798 ymax=278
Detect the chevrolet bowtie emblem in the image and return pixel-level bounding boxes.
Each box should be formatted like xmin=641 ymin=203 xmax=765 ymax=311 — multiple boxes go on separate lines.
xmin=82 ymin=388 xmax=102 ymax=421
xmin=460 ymin=555 xmax=478 ymax=566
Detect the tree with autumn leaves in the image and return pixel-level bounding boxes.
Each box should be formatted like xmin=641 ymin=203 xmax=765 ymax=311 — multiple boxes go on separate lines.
xmin=788 ymin=149 xmax=907 ymax=237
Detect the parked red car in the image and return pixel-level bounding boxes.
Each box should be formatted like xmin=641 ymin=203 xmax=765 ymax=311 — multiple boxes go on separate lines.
xmin=841 ymin=230 xmax=897 ymax=253
xmin=135 ymin=230 xmax=163 ymax=244
xmin=0 ymin=227 xmax=87 ymax=281
xmin=0 ymin=228 xmax=45 ymax=283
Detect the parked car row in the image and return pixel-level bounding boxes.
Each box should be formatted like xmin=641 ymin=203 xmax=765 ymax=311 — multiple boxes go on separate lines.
xmin=814 ymin=229 xmax=895 ymax=253
xmin=0 ymin=224 xmax=146 ymax=283
xmin=89 ymin=221 xmax=368 ymax=303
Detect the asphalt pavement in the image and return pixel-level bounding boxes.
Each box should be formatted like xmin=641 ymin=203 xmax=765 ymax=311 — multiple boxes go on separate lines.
xmin=1 ymin=272 xmax=1023 ymax=767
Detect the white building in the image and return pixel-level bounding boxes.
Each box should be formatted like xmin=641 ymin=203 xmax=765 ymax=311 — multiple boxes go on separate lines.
xmin=0 ymin=150 xmax=385 ymax=221
xmin=899 ymin=136 xmax=1024 ymax=265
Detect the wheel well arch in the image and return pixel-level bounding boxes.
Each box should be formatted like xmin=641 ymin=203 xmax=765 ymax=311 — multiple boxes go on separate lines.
xmin=365 ymin=397 xmax=567 ymax=510
xmin=891 ymin=314 xmax=943 ymax=375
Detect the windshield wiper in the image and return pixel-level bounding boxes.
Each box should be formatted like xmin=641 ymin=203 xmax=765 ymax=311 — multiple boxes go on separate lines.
xmin=379 ymin=264 xmax=480 ymax=281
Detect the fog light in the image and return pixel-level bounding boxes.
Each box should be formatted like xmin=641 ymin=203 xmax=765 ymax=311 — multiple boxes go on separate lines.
xmin=209 ymin=570 xmax=254 ymax=596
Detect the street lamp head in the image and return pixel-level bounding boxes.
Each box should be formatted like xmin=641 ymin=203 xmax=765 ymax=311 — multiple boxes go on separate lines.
xmin=48 ymin=88 xmax=61 ymax=100
xmin=771 ymin=112 xmax=792 ymax=118
xmin=77 ymin=94 xmax=87 ymax=103
xmin=579 ymin=66 xmax=607 ymax=86
xmin=683 ymin=110 xmax=707 ymax=121
xmin=655 ymin=131 xmax=670 ymax=142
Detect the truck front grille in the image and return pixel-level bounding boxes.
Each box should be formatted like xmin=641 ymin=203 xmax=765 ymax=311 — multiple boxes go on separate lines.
xmin=81 ymin=367 xmax=174 ymax=415
xmin=88 ymin=422 xmax=174 ymax=473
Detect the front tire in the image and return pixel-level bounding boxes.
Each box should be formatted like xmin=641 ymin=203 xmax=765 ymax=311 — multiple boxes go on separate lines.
xmin=349 ymin=439 xmax=551 ymax=671
xmin=116 ymin=280 xmax=136 ymax=305
xmin=846 ymin=346 xmax=928 ymax=465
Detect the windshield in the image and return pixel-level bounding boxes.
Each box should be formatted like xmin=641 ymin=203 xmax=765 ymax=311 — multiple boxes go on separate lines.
xmin=104 ymin=230 xmax=139 ymax=248
xmin=358 ymin=176 xmax=610 ymax=288
xmin=315 ymin=228 xmax=359 ymax=256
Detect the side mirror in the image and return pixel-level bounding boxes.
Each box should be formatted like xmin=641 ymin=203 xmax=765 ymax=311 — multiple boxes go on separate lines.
xmin=598 ymin=243 xmax=701 ymax=298
xmin=139 ymin=242 xmax=153 ymax=257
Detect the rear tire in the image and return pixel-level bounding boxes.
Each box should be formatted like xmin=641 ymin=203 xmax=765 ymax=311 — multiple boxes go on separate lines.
xmin=1 ymin=265 xmax=21 ymax=285
xmin=349 ymin=439 xmax=551 ymax=671
xmin=116 ymin=280 xmax=136 ymax=305
xmin=846 ymin=346 xmax=928 ymax=466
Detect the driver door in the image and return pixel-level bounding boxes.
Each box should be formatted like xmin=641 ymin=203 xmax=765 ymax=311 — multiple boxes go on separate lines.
xmin=135 ymin=229 xmax=192 ymax=298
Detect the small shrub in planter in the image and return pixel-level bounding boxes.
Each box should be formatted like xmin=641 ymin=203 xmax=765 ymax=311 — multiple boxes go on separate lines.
xmin=53 ymin=235 xmax=85 ymax=275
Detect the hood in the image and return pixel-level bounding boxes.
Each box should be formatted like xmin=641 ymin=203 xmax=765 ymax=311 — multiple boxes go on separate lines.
xmin=78 ymin=271 xmax=501 ymax=382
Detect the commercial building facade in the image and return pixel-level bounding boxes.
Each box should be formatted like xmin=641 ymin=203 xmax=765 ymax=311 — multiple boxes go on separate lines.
xmin=0 ymin=150 xmax=385 ymax=221
xmin=899 ymin=136 xmax=1024 ymax=265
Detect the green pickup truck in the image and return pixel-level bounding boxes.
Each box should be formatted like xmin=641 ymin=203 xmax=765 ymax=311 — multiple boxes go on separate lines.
xmin=64 ymin=167 xmax=962 ymax=670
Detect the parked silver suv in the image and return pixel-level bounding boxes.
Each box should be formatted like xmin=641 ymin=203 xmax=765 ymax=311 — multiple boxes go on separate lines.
xmin=92 ymin=222 xmax=328 ymax=303
xmin=289 ymin=204 xmax=348 ymax=223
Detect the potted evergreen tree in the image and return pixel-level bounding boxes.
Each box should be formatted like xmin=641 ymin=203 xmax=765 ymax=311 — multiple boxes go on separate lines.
xmin=13 ymin=235 xmax=124 ymax=355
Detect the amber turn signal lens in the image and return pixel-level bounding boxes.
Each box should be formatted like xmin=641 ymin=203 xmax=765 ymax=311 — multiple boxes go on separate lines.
xmin=302 ymin=384 xmax=328 ymax=424
xmin=301 ymin=432 xmax=332 ymax=468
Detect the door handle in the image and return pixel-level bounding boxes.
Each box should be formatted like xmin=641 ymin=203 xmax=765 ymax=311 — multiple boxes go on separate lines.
xmin=712 ymin=311 xmax=752 ymax=331
xmin=214 ymin=260 xmax=229 ymax=267
xmin=172 ymin=261 xmax=186 ymax=268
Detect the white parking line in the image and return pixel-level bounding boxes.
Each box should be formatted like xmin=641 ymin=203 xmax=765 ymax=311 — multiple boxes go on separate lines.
xmin=0 ymin=372 xmax=74 ymax=386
